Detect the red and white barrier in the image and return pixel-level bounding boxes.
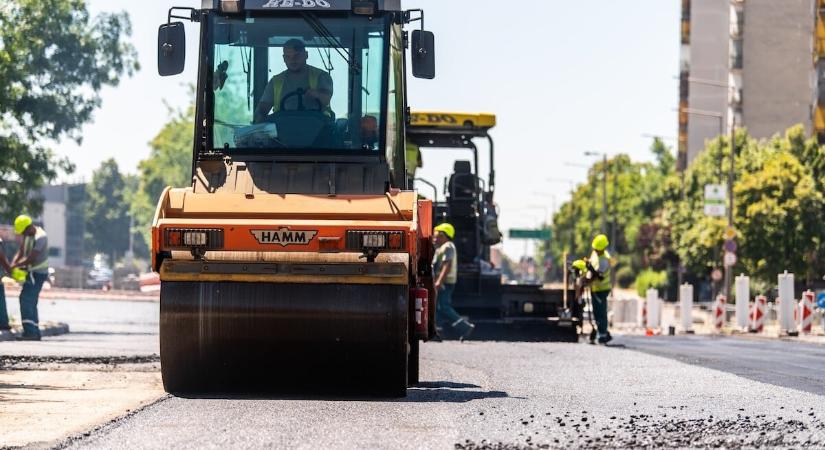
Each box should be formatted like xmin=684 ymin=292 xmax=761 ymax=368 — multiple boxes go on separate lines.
xmin=799 ymin=290 xmax=814 ymax=334
xmin=750 ymin=295 xmax=766 ymax=333
xmin=713 ymin=294 xmax=726 ymax=330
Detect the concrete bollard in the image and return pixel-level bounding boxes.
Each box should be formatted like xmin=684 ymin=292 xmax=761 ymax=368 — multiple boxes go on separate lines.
xmin=638 ymin=297 xmax=647 ymax=327
xmin=735 ymin=274 xmax=750 ymax=330
xmin=713 ymin=294 xmax=726 ymax=330
xmin=777 ymin=271 xmax=797 ymax=335
xmin=646 ymin=288 xmax=661 ymax=329
xmin=679 ymin=283 xmax=694 ymax=333
xmin=800 ymin=290 xmax=814 ymax=334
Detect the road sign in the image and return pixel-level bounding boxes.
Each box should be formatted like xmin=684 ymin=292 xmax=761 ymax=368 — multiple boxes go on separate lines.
xmin=704 ymin=184 xmax=726 ymax=217
xmin=508 ymin=228 xmax=551 ymax=240
xmin=723 ymin=239 xmax=737 ymax=253
xmin=724 ymin=226 xmax=737 ymax=240
xmin=817 ymin=291 xmax=825 ymax=309
xmin=724 ymin=251 xmax=737 ymax=267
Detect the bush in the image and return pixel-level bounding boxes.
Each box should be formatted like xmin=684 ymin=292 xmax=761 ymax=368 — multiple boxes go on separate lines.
xmin=615 ymin=266 xmax=636 ymax=289
xmin=635 ymin=269 xmax=668 ymax=297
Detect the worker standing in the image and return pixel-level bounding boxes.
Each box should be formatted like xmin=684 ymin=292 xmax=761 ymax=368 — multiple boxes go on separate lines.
xmin=11 ymin=215 xmax=49 ymax=341
xmin=432 ymin=223 xmax=475 ymax=340
xmin=0 ymin=235 xmax=13 ymax=331
xmin=588 ymin=234 xmax=613 ymax=344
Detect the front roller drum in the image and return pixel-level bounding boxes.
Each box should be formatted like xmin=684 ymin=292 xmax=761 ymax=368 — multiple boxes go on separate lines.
xmin=160 ymin=281 xmax=409 ymax=396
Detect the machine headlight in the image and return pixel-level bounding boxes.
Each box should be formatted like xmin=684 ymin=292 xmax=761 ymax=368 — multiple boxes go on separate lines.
xmin=165 ymin=228 xmax=224 ymax=249
xmin=346 ymin=231 xmax=404 ymax=251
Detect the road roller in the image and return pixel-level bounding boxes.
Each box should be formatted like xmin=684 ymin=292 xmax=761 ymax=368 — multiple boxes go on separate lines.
xmin=151 ymin=0 xmax=438 ymax=396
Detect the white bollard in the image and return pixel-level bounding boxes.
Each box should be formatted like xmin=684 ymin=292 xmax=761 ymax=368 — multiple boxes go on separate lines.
xmin=777 ymin=271 xmax=796 ymax=334
xmin=735 ymin=274 xmax=750 ymax=330
xmin=646 ymin=288 xmax=661 ymax=329
xmin=679 ymin=283 xmax=694 ymax=333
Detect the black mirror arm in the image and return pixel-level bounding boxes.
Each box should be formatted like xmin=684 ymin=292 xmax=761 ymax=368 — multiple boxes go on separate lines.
xmin=404 ymin=9 xmax=424 ymax=30
xmin=168 ymin=7 xmax=199 ymax=24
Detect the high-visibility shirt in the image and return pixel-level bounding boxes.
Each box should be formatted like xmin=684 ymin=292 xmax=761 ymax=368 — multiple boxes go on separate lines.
xmin=589 ymin=249 xmax=611 ymax=293
xmin=405 ymin=142 xmax=421 ymax=177
xmin=270 ymin=65 xmax=332 ymax=115
xmin=432 ymin=241 xmax=458 ymax=285
xmin=23 ymin=226 xmax=49 ymax=274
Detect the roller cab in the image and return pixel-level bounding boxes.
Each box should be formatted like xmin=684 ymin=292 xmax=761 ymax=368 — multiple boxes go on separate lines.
xmin=153 ymin=0 xmax=437 ymax=396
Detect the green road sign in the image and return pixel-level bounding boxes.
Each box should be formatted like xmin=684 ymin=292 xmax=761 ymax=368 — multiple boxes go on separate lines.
xmin=508 ymin=229 xmax=552 ymax=240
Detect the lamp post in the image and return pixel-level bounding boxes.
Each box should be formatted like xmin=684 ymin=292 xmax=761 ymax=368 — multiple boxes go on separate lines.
xmin=583 ymin=152 xmax=608 ymax=236
xmin=685 ymin=76 xmax=737 ymax=300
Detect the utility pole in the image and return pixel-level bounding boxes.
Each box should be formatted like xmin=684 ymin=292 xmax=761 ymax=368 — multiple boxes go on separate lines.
xmin=724 ymin=116 xmax=736 ymax=300
xmin=601 ymin=154 xmax=608 ymax=235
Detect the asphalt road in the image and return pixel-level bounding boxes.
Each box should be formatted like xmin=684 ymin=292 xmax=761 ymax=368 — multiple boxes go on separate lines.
xmin=0 ymin=298 xmax=157 ymax=359
xmin=62 ymin=337 xmax=825 ymax=450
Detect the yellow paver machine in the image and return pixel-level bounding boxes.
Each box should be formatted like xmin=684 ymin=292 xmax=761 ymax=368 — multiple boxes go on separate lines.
xmin=152 ymin=0 xmax=438 ymax=396
xmin=408 ymin=112 xmax=580 ymax=341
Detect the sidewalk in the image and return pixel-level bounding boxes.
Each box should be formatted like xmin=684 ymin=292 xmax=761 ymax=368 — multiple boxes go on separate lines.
xmin=0 ymin=321 xmax=70 ymax=342
xmin=3 ymin=285 xmax=159 ymax=302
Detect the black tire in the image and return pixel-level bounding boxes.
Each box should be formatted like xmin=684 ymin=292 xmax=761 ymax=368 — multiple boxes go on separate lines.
xmin=408 ymin=338 xmax=420 ymax=386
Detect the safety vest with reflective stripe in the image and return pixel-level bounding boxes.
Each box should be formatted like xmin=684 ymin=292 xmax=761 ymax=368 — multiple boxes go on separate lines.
xmin=272 ymin=66 xmax=330 ymax=114
xmin=23 ymin=227 xmax=49 ymax=273
xmin=589 ymin=250 xmax=611 ymax=293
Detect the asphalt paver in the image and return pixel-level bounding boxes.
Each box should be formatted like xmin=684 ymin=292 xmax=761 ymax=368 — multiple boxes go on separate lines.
xmin=62 ymin=339 xmax=825 ymax=449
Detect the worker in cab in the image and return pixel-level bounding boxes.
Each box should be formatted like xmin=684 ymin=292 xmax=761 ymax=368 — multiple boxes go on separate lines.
xmin=432 ymin=223 xmax=475 ymax=340
xmin=0 ymin=234 xmax=13 ymax=332
xmin=10 ymin=215 xmax=49 ymax=341
xmin=254 ymin=39 xmax=334 ymax=123
xmin=588 ymin=234 xmax=613 ymax=344
xmin=405 ymin=141 xmax=422 ymax=186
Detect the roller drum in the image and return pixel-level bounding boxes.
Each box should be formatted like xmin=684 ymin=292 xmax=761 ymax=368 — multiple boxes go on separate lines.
xmin=160 ymin=281 xmax=409 ymax=396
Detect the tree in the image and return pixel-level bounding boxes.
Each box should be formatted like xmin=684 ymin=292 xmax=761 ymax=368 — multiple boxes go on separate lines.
xmin=132 ymin=105 xmax=194 ymax=246
xmin=0 ymin=0 xmax=138 ymax=221
xmin=85 ymin=159 xmax=130 ymax=261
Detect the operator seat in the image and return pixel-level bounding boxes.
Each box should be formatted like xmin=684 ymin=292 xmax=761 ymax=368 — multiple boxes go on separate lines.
xmin=448 ymin=160 xmax=477 ymax=200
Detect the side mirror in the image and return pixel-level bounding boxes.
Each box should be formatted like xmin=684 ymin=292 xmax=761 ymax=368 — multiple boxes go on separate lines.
xmin=411 ymin=30 xmax=435 ymax=79
xmin=158 ymin=22 xmax=186 ymax=76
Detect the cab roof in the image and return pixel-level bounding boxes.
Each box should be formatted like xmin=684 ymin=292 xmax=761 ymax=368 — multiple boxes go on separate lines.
xmin=202 ymin=0 xmax=403 ymax=13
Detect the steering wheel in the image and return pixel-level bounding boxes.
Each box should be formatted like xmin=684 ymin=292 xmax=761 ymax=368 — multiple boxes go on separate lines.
xmin=278 ymin=88 xmax=323 ymax=112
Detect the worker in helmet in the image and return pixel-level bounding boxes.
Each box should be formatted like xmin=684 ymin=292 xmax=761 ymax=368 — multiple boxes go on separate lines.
xmin=254 ymin=38 xmax=334 ymax=123
xmin=588 ymin=234 xmax=613 ymax=344
xmin=0 ymin=234 xmax=13 ymax=331
xmin=432 ymin=223 xmax=475 ymax=340
xmin=10 ymin=215 xmax=49 ymax=340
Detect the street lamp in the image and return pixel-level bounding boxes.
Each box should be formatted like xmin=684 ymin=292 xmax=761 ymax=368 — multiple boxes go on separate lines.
xmin=685 ymin=77 xmax=737 ymax=300
xmin=583 ymin=151 xmax=608 ymax=236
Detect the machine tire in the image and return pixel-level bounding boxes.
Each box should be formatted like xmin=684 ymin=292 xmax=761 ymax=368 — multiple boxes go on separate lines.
xmin=408 ymin=338 xmax=420 ymax=386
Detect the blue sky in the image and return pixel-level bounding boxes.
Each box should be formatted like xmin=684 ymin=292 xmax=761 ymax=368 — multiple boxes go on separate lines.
xmin=66 ymin=0 xmax=680 ymax=259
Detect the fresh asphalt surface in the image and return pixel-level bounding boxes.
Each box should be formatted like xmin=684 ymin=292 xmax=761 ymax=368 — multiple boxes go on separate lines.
xmin=2 ymin=298 xmax=823 ymax=449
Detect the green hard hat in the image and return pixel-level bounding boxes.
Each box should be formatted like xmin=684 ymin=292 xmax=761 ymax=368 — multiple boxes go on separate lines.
xmin=572 ymin=259 xmax=587 ymax=271
xmin=434 ymin=223 xmax=455 ymax=239
xmin=14 ymin=215 xmax=33 ymax=235
xmin=592 ymin=234 xmax=609 ymax=251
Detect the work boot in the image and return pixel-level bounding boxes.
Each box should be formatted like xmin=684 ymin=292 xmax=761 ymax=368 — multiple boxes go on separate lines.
xmin=16 ymin=334 xmax=41 ymax=341
xmin=597 ymin=333 xmax=613 ymax=345
xmin=0 ymin=324 xmax=10 ymax=331
xmin=452 ymin=318 xmax=475 ymax=342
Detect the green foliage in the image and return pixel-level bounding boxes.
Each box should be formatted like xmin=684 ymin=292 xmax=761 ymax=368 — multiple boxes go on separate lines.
xmin=132 ymin=105 xmax=194 ymax=246
xmin=614 ymin=265 xmax=636 ymax=289
xmin=85 ymin=159 xmax=130 ymax=260
xmin=0 ymin=0 xmax=138 ymax=221
xmin=634 ymin=269 xmax=668 ymax=298
xmin=549 ymin=138 xmax=677 ymax=281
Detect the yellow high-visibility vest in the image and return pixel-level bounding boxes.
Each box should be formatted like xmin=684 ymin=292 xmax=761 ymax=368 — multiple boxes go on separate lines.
xmin=272 ymin=66 xmax=327 ymax=113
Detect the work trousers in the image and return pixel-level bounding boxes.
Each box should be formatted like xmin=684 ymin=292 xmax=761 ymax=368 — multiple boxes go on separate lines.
xmin=436 ymin=284 xmax=462 ymax=328
xmin=20 ymin=272 xmax=47 ymax=337
xmin=591 ymin=289 xmax=611 ymax=339
xmin=0 ymin=283 xmax=7 ymax=328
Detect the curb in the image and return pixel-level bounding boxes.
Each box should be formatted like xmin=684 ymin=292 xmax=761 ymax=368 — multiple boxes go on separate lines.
xmin=0 ymin=322 xmax=70 ymax=342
